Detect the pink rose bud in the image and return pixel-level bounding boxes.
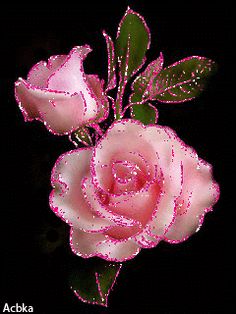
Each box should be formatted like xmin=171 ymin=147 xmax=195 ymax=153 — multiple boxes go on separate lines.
xmin=50 ymin=120 xmax=220 ymax=262
xmin=15 ymin=46 xmax=108 ymax=135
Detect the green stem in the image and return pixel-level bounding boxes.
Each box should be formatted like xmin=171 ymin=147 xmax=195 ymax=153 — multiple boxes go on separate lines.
xmin=114 ymin=79 xmax=125 ymax=120
xmin=114 ymin=101 xmax=121 ymax=120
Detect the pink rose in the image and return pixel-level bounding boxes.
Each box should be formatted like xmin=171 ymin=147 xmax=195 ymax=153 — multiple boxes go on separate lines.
xmin=50 ymin=120 xmax=219 ymax=261
xmin=15 ymin=46 xmax=108 ymax=135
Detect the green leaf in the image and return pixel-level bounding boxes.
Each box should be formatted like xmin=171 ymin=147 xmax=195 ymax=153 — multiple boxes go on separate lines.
xmin=131 ymin=102 xmax=158 ymax=125
xmin=151 ymin=56 xmax=217 ymax=103
xmin=70 ymin=127 xmax=92 ymax=147
xmin=103 ymin=31 xmax=116 ymax=91
xmin=116 ymin=7 xmax=150 ymax=81
xmin=130 ymin=53 xmax=164 ymax=103
xmin=69 ymin=259 xmax=122 ymax=307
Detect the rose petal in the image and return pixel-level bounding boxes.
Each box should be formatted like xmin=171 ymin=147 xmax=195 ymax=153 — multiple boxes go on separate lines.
xmin=27 ymin=55 xmax=66 ymax=88
xmin=86 ymin=74 xmax=104 ymax=99
xmin=110 ymin=159 xmax=147 ymax=194
xmin=140 ymin=125 xmax=185 ymax=197
xmin=47 ymin=46 xmax=91 ymax=92
xmin=164 ymin=160 xmax=220 ymax=242
xmin=82 ymin=177 xmax=139 ymax=227
xmin=132 ymin=226 xmax=161 ymax=248
xmin=70 ymin=227 xmax=140 ymax=262
xmin=148 ymin=193 xmax=177 ymax=237
xmin=15 ymin=78 xmax=68 ymax=121
xmin=85 ymin=74 xmax=109 ymax=123
xmin=47 ymin=46 xmax=100 ymax=122
xmin=50 ymin=148 xmax=114 ymax=232
xmin=105 ymin=225 xmax=141 ymax=240
xmin=108 ymin=181 xmax=161 ymax=225
xmin=40 ymin=93 xmax=98 ymax=135
xmin=147 ymin=127 xmax=220 ymax=240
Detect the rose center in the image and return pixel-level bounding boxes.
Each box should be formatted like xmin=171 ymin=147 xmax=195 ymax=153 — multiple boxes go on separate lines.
xmin=110 ymin=160 xmax=146 ymax=194
xmin=112 ymin=160 xmax=140 ymax=183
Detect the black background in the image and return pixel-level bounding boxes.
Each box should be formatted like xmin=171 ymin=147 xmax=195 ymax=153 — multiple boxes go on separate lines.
xmin=1 ymin=1 xmax=234 ymax=313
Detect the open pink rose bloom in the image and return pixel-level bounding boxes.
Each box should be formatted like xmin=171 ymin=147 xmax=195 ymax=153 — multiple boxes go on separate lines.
xmin=50 ymin=119 xmax=219 ymax=262
xmin=15 ymin=46 xmax=108 ymax=135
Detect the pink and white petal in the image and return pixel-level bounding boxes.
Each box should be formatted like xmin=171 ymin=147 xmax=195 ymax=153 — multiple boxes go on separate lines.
xmin=164 ymin=161 xmax=220 ymax=242
xmin=70 ymin=228 xmax=105 ymax=256
xmin=178 ymin=154 xmax=213 ymax=204
xmin=50 ymin=148 xmax=113 ymax=232
xmin=48 ymin=46 xmax=91 ymax=94
xmin=92 ymin=120 xmax=159 ymax=192
xmin=27 ymin=55 xmax=66 ymax=88
xmin=15 ymin=78 xmax=68 ymax=121
xmin=147 ymin=129 xmax=219 ymax=240
xmin=51 ymin=148 xmax=91 ymax=190
xmin=47 ymin=46 xmax=100 ymax=120
xmin=82 ymin=177 xmax=139 ymax=227
xmin=70 ymin=228 xmax=141 ymax=262
xmin=108 ymin=181 xmax=161 ymax=225
xmin=132 ymin=226 xmax=161 ymax=248
xmin=105 ymin=225 xmax=142 ymax=240
xmin=148 ymin=192 xmax=177 ymax=238
xmin=27 ymin=61 xmax=50 ymax=88
xmin=110 ymin=159 xmax=148 ymax=194
xmin=86 ymin=74 xmax=104 ymax=99
xmin=140 ymin=125 xmax=185 ymax=197
xmin=39 ymin=92 xmax=97 ymax=135
xmin=86 ymin=74 xmax=109 ymax=123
